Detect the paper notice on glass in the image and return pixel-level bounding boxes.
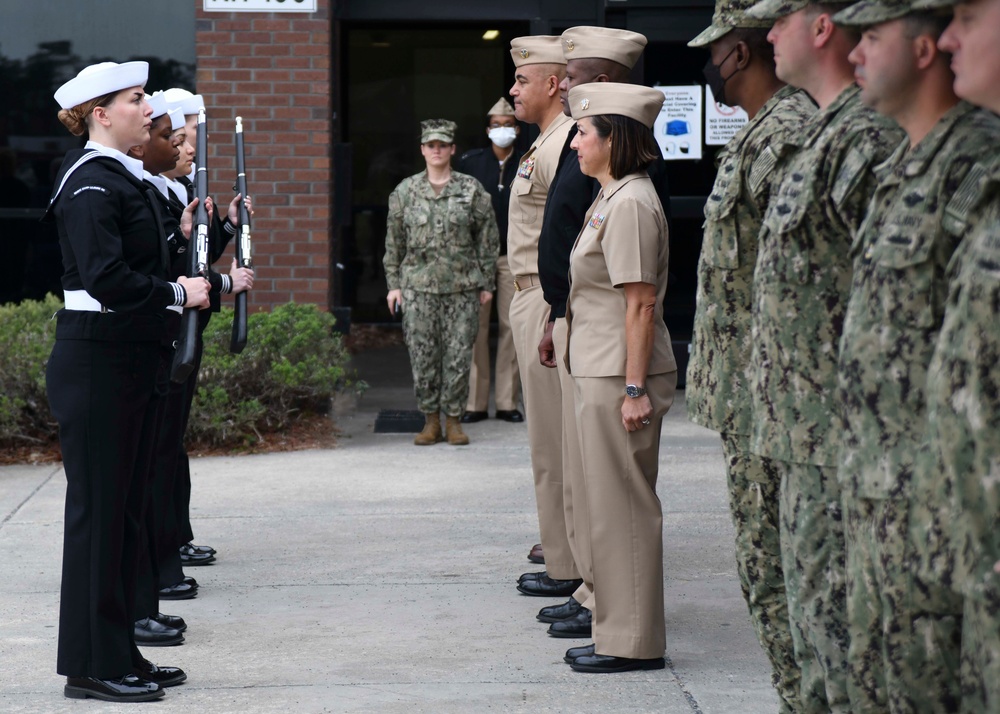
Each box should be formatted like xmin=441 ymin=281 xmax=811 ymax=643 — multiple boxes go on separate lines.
xmin=652 ymin=86 xmax=702 ymax=161
xmin=705 ymin=86 xmax=749 ymax=145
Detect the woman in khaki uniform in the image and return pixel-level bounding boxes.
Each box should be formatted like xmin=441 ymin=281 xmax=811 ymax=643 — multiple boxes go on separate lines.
xmin=560 ymin=83 xmax=677 ymax=674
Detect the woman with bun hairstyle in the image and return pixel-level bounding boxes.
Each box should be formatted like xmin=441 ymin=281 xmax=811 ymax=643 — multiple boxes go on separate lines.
xmin=47 ymin=61 xmax=210 ymax=702
xmin=559 ymin=82 xmax=677 ymax=674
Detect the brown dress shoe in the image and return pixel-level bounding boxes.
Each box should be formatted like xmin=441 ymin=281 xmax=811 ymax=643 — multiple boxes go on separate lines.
xmin=528 ymin=543 xmax=544 ymax=564
xmin=445 ymin=415 xmax=470 ymax=445
xmin=414 ymin=413 xmax=443 ymax=445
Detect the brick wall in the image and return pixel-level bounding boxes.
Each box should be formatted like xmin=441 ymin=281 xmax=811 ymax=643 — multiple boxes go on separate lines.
xmin=194 ymin=0 xmax=332 ymax=311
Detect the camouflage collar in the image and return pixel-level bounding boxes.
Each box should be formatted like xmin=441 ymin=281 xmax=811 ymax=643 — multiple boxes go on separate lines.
xmin=802 ymin=84 xmax=860 ymax=148
xmin=897 ymin=101 xmax=980 ymax=178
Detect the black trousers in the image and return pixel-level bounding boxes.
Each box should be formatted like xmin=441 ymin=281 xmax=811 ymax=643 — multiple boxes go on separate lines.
xmin=173 ymin=334 xmax=204 ymax=549
xmin=48 ymin=338 xmax=162 ymax=678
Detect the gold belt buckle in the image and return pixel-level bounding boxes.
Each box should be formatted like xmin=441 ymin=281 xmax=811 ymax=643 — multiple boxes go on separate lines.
xmin=513 ymin=279 xmax=521 ymax=291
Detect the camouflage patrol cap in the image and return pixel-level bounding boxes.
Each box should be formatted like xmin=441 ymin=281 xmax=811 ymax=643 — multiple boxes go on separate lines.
xmin=834 ymin=0 xmax=923 ymax=26
xmin=746 ymin=0 xmax=852 ymax=20
xmin=420 ymin=119 xmax=456 ymax=144
xmin=908 ymin=0 xmax=957 ymax=11
xmin=689 ymin=0 xmax=774 ymax=48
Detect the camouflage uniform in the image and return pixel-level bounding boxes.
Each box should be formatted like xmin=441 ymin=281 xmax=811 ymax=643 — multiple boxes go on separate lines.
xmin=836 ymin=93 xmax=1000 ymax=713
xmin=383 ymin=169 xmax=499 ymax=416
xmin=749 ymin=83 xmax=903 ymax=714
xmin=687 ymin=65 xmax=816 ymax=711
xmin=919 ymin=153 xmax=1000 ymax=714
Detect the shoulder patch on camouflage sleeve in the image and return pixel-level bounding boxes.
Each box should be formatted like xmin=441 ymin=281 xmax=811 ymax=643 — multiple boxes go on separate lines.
xmin=831 ymin=145 xmax=871 ymax=209
xmin=748 ymin=145 xmax=778 ymax=196
xmin=943 ymin=162 xmax=992 ymax=236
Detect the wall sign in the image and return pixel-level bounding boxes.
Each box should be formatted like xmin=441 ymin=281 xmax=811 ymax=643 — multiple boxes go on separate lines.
xmin=652 ymin=86 xmax=703 ymax=161
xmin=705 ymin=86 xmax=749 ymax=146
xmin=204 ymin=0 xmax=317 ymax=12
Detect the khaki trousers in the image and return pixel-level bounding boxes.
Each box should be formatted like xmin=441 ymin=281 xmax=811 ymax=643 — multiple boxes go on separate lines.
xmin=573 ymin=371 xmax=676 ymax=659
xmin=552 ymin=317 xmax=593 ymax=606
xmin=467 ymin=260 xmax=520 ymax=412
xmin=508 ymin=281 xmax=576 ymax=579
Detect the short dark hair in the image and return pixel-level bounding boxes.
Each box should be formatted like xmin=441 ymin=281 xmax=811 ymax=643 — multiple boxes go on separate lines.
xmin=903 ymin=11 xmax=951 ymax=40
xmin=729 ymin=28 xmax=775 ymax=64
xmin=589 ymin=113 xmax=660 ymax=180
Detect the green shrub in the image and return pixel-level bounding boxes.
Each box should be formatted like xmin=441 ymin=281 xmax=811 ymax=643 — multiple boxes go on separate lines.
xmin=0 ymin=298 xmax=361 ymax=450
xmin=0 ymin=295 xmax=60 ymax=445
xmin=188 ymin=302 xmax=364 ymax=447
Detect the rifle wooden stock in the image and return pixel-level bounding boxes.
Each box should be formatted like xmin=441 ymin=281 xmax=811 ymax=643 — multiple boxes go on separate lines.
xmin=171 ymin=108 xmax=210 ymax=383
xmin=230 ymin=115 xmax=252 ymax=354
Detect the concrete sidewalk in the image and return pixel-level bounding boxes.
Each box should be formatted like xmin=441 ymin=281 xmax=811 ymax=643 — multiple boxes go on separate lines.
xmin=0 ymin=345 xmax=778 ymax=713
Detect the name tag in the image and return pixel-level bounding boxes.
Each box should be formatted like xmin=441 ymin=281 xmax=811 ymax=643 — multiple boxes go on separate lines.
xmin=588 ymin=212 xmax=605 ymax=229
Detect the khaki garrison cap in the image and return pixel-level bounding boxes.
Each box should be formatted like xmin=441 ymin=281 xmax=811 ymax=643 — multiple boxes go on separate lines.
xmin=487 ymin=97 xmax=516 ymax=116
xmin=510 ymin=36 xmax=566 ymax=67
xmin=746 ymin=0 xmax=851 ymax=20
xmin=834 ymin=0 xmax=923 ymax=25
xmin=689 ymin=0 xmax=774 ymax=47
xmin=420 ymin=119 xmax=456 ymax=144
xmin=560 ymin=26 xmax=648 ymax=69
xmin=568 ymin=82 xmax=665 ymax=128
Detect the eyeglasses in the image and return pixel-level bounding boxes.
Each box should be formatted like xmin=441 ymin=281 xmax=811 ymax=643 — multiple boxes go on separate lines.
xmin=488 ymin=123 xmax=517 ymax=129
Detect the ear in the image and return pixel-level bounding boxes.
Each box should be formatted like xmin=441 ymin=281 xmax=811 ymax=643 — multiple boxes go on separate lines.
xmin=547 ymin=74 xmax=560 ymax=96
xmin=127 ymin=145 xmax=144 ymax=159
xmin=734 ymin=40 xmax=752 ymax=69
xmin=594 ymin=73 xmax=613 ymax=83
xmin=92 ymin=105 xmax=113 ymax=129
xmin=913 ymin=33 xmax=939 ymax=70
xmin=812 ymin=13 xmax=837 ymax=48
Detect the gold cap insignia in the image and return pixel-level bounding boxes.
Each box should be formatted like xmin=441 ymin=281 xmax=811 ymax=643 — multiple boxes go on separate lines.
xmin=519 ymin=49 xmax=529 ymax=59
xmin=565 ymin=39 xmax=575 ymax=51
xmin=580 ymin=98 xmax=589 ymax=110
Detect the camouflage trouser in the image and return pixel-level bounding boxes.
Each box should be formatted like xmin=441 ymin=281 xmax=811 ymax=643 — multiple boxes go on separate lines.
xmin=721 ymin=433 xmax=801 ymax=714
xmin=960 ymin=570 xmax=1000 ymax=714
xmin=401 ymin=288 xmax=480 ymax=416
xmin=771 ymin=459 xmax=850 ymax=714
xmin=843 ymin=495 xmax=963 ymax=713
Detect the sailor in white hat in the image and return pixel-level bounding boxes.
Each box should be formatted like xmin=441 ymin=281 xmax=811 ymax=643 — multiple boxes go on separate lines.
xmin=46 ymin=61 xmax=210 ymax=703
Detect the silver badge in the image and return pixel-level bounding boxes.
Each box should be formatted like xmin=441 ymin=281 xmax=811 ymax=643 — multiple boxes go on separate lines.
xmin=580 ymin=98 xmax=590 ymax=110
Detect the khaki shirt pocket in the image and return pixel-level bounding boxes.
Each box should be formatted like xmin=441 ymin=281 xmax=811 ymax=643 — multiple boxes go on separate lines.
xmin=510 ymin=177 xmax=536 ymax=225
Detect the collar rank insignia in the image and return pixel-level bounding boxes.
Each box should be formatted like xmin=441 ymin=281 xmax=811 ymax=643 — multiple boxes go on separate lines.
xmin=517 ymin=156 xmax=536 ymax=179
xmin=580 ymin=98 xmax=589 ymax=110
xmin=588 ymin=212 xmax=605 ymax=229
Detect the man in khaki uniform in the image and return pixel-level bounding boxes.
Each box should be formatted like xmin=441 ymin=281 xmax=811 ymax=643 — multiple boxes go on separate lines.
xmin=505 ymin=36 xmax=581 ymax=596
xmin=744 ymin=0 xmax=904 ymax=709
xmin=686 ymin=0 xmax=816 ymax=709
xmin=533 ymin=25 xmax=655 ymax=637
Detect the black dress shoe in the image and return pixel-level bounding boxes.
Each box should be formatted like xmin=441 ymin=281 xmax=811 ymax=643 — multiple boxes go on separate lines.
xmin=153 ymin=612 xmax=187 ymax=633
xmin=564 ymin=643 xmax=595 ymax=664
xmin=516 ymin=575 xmax=583 ymax=597
xmin=134 ymin=617 xmax=184 ymax=646
xmin=135 ymin=658 xmax=187 ymax=687
xmin=570 ymin=653 xmax=666 ymax=673
xmin=495 ymin=409 xmax=524 ymax=422
xmin=179 ymin=543 xmax=216 ymax=566
xmin=158 ymin=576 xmax=198 ymax=600
xmin=185 ymin=542 xmax=217 ymax=556
xmin=547 ymin=608 xmax=592 ymax=638
xmin=64 ymin=675 xmax=163 ymax=702
xmin=518 ymin=570 xmax=547 ymax=583
xmin=537 ymin=597 xmax=583 ymax=623
xmin=527 ymin=543 xmax=544 ymax=564
xmin=460 ymin=410 xmax=488 ymax=423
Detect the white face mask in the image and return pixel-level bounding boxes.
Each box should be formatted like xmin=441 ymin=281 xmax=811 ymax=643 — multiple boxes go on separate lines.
xmin=488 ymin=126 xmax=517 ymax=149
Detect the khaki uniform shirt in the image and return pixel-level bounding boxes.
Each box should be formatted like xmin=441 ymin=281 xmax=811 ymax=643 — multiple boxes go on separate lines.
xmin=750 ymin=85 xmax=903 ymax=466
xmin=838 ymin=102 xmax=1000 ymax=500
xmin=687 ymin=85 xmax=817 ymax=436
xmin=924 ymin=155 xmax=1000 ymax=588
xmin=506 ymin=113 xmax=574 ymax=278
xmin=565 ymin=173 xmax=675 ymax=378
xmin=383 ymin=170 xmax=499 ymax=293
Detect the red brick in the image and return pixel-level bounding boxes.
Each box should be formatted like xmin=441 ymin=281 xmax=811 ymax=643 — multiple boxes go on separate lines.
xmin=274 ymin=56 xmax=312 ymax=69
xmin=294 ymin=241 xmax=330 ymax=254
xmin=274 ymin=132 xmax=309 ymax=143
xmin=234 ymin=81 xmax=273 ymax=94
xmin=290 ymin=170 xmax=328 ymax=182
xmin=197 ymin=82 xmax=233 ymax=95
xmin=213 ymin=69 xmax=253 ymax=82
xmin=254 ymin=94 xmax=291 ymax=107
xmin=272 ymin=254 xmax=309 ymax=267
xmin=215 ymin=19 xmax=253 ymax=31
xmin=274 ymin=31 xmax=310 ymax=44
xmin=242 ymin=57 xmax=275 ymax=69
xmin=198 ymin=31 xmax=233 ymax=44
xmin=252 ymin=19 xmax=292 ymax=31
xmin=201 ymin=57 xmax=235 ymax=68
xmin=294 ymin=267 xmax=329 ymax=280
xmin=291 ymin=194 xmax=328 ymax=206
xmin=274 ymin=279 xmax=300 ymax=291
xmin=291 ymin=218 xmax=328 ymax=230
xmin=294 ymin=44 xmax=327 ymax=56
xmin=293 ymin=70 xmax=328 ymax=82
xmin=273 ymin=107 xmax=311 ymax=120
xmin=254 ymin=69 xmax=293 ymax=82
xmin=256 ymin=43 xmax=292 ymax=56
xmin=275 ymin=157 xmax=312 ymax=169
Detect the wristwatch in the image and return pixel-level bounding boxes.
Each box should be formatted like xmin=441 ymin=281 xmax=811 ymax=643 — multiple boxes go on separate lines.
xmin=625 ymin=384 xmax=646 ymax=398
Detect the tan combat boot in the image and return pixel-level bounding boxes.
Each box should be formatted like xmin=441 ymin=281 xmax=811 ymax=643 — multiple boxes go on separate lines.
xmin=445 ymin=415 xmax=470 ymax=446
xmin=413 ymin=413 xmax=443 ymax=446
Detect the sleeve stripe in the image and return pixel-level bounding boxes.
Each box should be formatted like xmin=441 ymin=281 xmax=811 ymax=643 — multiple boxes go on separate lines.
xmin=222 ymin=274 xmax=233 ymax=294
xmin=171 ymin=282 xmax=186 ymax=306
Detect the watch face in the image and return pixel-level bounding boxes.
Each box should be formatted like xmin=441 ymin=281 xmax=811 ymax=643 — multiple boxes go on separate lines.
xmin=626 ymin=385 xmax=639 ymax=398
